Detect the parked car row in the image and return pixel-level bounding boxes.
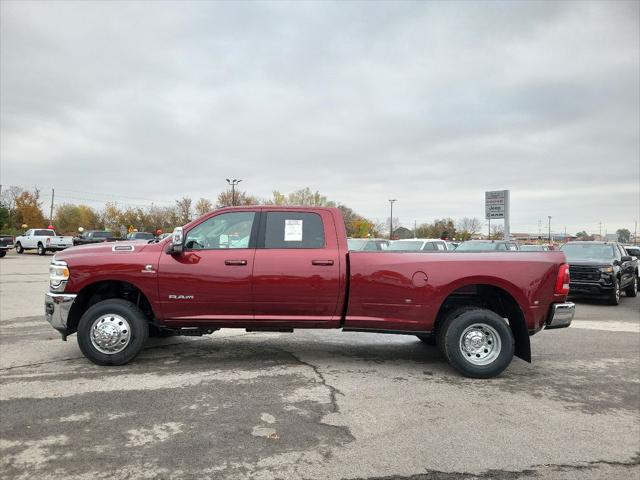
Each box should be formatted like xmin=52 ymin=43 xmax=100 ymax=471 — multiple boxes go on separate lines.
xmin=344 ymin=238 xmax=638 ymax=306
xmin=0 ymin=229 xmax=165 ymax=257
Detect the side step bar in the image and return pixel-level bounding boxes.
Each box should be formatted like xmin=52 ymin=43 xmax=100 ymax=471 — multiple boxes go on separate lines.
xmin=245 ymin=328 xmax=294 ymax=333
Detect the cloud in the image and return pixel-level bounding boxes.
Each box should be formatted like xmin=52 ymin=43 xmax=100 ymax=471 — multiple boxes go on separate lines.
xmin=1 ymin=0 xmax=638 ymax=234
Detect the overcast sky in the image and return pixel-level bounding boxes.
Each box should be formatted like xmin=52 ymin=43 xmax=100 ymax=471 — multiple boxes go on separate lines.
xmin=1 ymin=1 xmax=638 ymax=235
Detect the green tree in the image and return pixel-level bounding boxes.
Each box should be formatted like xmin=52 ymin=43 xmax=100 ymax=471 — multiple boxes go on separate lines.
xmin=415 ymin=218 xmax=457 ymax=239
xmin=338 ymin=205 xmax=380 ymax=237
xmin=616 ymin=228 xmax=631 ymax=243
xmin=266 ymin=188 xmax=335 ymax=207
xmin=54 ymin=204 xmax=101 ymax=233
xmin=0 ymin=205 xmax=9 ymax=230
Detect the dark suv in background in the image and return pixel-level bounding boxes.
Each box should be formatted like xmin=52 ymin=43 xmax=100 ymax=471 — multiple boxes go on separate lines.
xmin=560 ymin=241 xmax=638 ymax=305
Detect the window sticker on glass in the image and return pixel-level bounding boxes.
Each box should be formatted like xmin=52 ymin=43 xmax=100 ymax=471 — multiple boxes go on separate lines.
xmin=284 ymin=219 xmax=303 ymax=241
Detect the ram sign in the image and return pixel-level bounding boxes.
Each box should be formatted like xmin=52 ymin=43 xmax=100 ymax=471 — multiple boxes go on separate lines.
xmin=485 ymin=190 xmax=507 ymax=219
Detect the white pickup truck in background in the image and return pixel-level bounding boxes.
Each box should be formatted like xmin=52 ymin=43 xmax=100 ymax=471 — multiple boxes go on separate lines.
xmin=15 ymin=229 xmax=74 ymax=255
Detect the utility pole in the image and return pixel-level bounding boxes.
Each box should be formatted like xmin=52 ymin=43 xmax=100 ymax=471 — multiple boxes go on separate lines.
xmin=388 ymin=199 xmax=396 ymax=240
xmin=488 ymin=217 xmax=491 ymax=240
xmin=635 ymin=221 xmax=638 ymax=245
xmin=49 ymin=188 xmax=55 ymax=225
xmin=599 ymin=221 xmax=602 ymax=239
xmin=226 ymin=179 xmax=242 ymax=206
xmin=414 ymin=220 xmax=417 ymax=238
xmin=548 ymin=216 xmax=552 ymax=243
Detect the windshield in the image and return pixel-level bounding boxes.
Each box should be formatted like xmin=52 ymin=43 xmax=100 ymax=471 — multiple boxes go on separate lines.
xmin=347 ymin=239 xmax=368 ymax=250
xmin=135 ymin=233 xmax=154 ymax=239
xmin=561 ymin=243 xmax=615 ymax=262
xmin=388 ymin=241 xmax=424 ymax=251
xmin=455 ymin=242 xmax=499 ymax=251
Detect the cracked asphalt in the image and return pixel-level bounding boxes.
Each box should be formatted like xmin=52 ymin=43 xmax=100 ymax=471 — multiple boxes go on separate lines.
xmin=1 ymin=252 xmax=639 ymax=479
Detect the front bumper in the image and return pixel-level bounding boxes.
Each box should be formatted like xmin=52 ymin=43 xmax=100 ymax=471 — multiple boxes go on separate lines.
xmin=569 ymin=281 xmax=614 ymax=297
xmin=545 ymin=302 xmax=575 ymax=329
xmin=44 ymin=292 xmax=77 ymax=340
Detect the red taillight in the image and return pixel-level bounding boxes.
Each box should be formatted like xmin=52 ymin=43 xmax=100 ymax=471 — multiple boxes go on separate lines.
xmin=555 ymin=263 xmax=570 ymax=295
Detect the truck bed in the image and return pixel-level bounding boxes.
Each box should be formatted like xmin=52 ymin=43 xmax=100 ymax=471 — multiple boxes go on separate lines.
xmin=345 ymin=251 xmax=567 ymax=333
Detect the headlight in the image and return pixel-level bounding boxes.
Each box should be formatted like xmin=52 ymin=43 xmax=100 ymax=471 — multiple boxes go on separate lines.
xmin=49 ymin=260 xmax=69 ymax=292
xmin=599 ymin=266 xmax=614 ymax=273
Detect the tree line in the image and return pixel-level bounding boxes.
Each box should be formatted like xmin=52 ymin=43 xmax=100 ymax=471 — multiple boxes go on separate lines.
xmin=13 ymin=185 xmax=621 ymax=242
xmin=0 ymin=186 xmax=388 ymax=238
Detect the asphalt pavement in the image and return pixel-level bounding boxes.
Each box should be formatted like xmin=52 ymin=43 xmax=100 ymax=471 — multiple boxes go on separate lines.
xmin=1 ymin=252 xmax=638 ymax=480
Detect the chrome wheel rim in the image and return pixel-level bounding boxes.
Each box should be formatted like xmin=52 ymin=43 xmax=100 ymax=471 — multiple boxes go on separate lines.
xmin=615 ymin=283 xmax=620 ymax=302
xmin=459 ymin=323 xmax=502 ymax=366
xmin=90 ymin=314 xmax=131 ymax=354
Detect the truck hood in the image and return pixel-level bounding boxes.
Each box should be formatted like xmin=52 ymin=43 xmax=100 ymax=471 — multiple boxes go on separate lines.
xmin=567 ymin=260 xmax=613 ymax=267
xmin=54 ymin=241 xmax=154 ymax=261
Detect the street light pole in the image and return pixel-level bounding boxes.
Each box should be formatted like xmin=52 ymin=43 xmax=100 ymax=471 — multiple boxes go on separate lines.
xmin=548 ymin=215 xmax=552 ymax=243
xmin=226 ymin=179 xmax=242 ymax=206
xmin=389 ymin=199 xmax=397 ymax=240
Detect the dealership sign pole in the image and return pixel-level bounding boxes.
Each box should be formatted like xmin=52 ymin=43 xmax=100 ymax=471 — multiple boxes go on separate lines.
xmin=485 ymin=190 xmax=510 ymax=240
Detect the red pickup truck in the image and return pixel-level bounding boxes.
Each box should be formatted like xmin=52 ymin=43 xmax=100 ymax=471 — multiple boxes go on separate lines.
xmin=45 ymin=206 xmax=574 ymax=378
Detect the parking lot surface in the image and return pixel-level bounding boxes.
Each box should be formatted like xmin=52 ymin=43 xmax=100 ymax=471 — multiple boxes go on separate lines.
xmin=1 ymin=252 xmax=639 ymax=480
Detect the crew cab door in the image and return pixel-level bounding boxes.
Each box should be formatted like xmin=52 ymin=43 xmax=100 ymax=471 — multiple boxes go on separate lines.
xmin=20 ymin=230 xmax=34 ymax=248
xmin=251 ymin=211 xmax=342 ymax=326
xmin=157 ymin=211 xmax=258 ymax=323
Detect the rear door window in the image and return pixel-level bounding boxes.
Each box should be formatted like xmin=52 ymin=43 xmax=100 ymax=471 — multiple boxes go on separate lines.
xmin=263 ymin=212 xmax=325 ymax=249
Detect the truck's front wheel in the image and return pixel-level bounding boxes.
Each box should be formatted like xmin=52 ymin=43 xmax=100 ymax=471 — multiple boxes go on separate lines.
xmin=439 ymin=308 xmax=514 ymax=379
xmin=77 ymin=299 xmax=149 ymax=366
xmin=624 ymin=275 xmax=637 ymax=298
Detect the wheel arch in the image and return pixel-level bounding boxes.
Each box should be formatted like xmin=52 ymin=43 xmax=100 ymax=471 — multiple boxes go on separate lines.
xmin=433 ymin=282 xmax=531 ymax=363
xmin=67 ymin=280 xmax=155 ymax=335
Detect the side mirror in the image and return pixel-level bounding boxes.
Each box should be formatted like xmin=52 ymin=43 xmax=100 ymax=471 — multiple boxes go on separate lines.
xmin=168 ymin=227 xmax=184 ymax=254
xmin=621 ymin=255 xmax=632 ymax=262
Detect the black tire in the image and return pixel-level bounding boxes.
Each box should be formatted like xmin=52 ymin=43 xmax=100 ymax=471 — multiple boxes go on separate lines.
xmin=77 ymin=299 xmax=149 ymax=366
xmin=416 ymin=334 xmax=436 ymax=346
xmin=607 ymin=278 xmax=621 ymax=305
xmin=15 ymin=243 xmax=24 ymax=254
xmin=439 ymin=308 xmax=515 ymax=379
xmin=624 ymin=275 xmax=638 ymax=298
xmin=0 ymin=250 xmax=6 ymax=258
xmin=37 ymin=243 xmax=46 ymax=256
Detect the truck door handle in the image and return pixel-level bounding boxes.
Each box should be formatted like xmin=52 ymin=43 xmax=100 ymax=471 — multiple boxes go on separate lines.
xmin=312 ymin=260 xmax=334 ymax=266
xmin=225 ymin=259 xmax=247 ymax=266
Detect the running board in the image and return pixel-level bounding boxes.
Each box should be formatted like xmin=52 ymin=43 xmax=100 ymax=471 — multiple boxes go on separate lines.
xmin=245 ymin=328 xmax=294 ymax=333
